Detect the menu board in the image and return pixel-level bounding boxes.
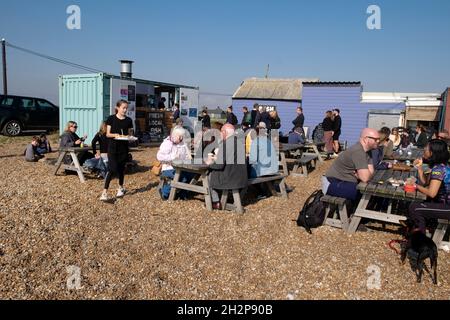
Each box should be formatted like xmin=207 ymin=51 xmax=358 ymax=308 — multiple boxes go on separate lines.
xmin=148 ymin=111 xmax=165 ymax=142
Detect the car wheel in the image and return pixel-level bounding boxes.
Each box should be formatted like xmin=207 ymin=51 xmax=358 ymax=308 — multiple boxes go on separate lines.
xmin=2 ymin=120 xmax=22 ymax=136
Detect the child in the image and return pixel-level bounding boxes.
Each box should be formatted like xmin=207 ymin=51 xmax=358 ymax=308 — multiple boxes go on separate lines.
xmin=37 ymin=133 xmax=52 ymax=154
xmin=24 ymin=136 xmax=44 ymax=162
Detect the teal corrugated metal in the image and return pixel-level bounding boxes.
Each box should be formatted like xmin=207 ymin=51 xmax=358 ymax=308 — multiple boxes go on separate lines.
xmin=59 ymin=73 xmax=110 ymax=144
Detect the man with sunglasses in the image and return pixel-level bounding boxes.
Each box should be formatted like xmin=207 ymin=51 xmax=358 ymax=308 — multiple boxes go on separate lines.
xmin=323 ymin=128 xmax=380 ymax=202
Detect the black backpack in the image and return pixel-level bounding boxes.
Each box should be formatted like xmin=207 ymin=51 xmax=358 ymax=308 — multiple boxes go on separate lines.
xmin=296 ymin=189 xmax=326 ymax=234
xmin=312 ymin=123 xmax=324 ymax=144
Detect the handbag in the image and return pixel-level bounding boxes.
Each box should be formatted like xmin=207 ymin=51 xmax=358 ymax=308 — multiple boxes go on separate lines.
xmin=151 ymin=160 xmax=162 ymax=176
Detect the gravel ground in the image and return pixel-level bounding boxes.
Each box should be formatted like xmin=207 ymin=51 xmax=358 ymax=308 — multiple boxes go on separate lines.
xmin=0 ymin=135 xmax=449 ymax=300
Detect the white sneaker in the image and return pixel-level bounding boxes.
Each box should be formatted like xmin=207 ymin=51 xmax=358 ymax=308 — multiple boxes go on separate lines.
xmin=100 ymin=191 xmax=108 ymax=201
xmin=331 ymin=153 xmax=339 ymax=158
xmin=116 ymin=187 xmax=126 ymax=198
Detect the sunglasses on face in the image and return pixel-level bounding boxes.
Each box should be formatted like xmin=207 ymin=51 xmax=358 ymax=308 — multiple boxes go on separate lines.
xmin=71 ymin=126 xmax=78 ymax=129
xmin=366 ymin=136 xmax=381 ymax=142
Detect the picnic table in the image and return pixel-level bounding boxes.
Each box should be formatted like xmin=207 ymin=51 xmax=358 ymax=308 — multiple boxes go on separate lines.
xmin=278 ymin=143 xmax=304 ymax=176
xmin=347 ymin=169 xmax=427 ymax=233
xmin=54 ymin=146 xmax=93 ymax=183
xmin=303 ymin=141 xmax=325 ymax=164
xmin=169 ymin=162 xmax=213 ymax=211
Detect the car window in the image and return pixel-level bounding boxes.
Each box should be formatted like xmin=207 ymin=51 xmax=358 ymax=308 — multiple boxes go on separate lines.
xmin=0 ymin=97 xmax=14 ymax=106
xmin=19 ymin=98 xmax=35 ymax=109
xmin=37 ymin=99 xmax=55 ymax=111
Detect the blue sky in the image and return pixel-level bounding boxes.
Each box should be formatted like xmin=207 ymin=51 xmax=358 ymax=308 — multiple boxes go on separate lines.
xmin=0 ymin=0 xmax=449 ymax=105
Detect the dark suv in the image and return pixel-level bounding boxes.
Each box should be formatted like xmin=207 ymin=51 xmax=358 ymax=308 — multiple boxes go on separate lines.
xmin=0 ymin=95 xmax=59 ymax=136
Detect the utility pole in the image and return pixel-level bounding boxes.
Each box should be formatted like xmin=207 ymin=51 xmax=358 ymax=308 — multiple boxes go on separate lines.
xmin=265 ymin=64 xmax=269 ymax=79
xmin=1 ymin=39 xmax=7 ymax=96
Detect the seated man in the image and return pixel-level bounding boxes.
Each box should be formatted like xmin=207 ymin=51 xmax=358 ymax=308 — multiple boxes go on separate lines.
xmin=323 ymin=128 xmax=380 ymax=202
xmin=206 ymin=124 xmax=248 ymax=210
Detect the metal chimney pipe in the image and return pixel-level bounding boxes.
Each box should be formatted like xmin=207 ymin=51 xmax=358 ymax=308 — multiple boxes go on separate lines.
xmin=119 ymin=60 xmax=134 ymax=79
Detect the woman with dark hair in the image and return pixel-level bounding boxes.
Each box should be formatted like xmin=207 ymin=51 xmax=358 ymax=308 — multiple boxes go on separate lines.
xmin=100 ymin=100 xmax=134 ymax=201
xmin=408 ymin=139 xmax=450 ymax=233
xmin=415 ymin=124 xmax=428 ymax=148
xmin=322 ymin=111 xmax=334 ymax=156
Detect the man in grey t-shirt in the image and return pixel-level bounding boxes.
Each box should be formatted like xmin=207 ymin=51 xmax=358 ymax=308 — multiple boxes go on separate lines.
xmin=324 ymin=128 xmax=380 ymax=201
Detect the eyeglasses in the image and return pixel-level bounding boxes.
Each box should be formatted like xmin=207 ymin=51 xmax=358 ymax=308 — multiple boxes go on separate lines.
xmin=71 ymin=126 xmax=78 ymax=129
xmin=366 ymin=136 xmax=381 ymax=142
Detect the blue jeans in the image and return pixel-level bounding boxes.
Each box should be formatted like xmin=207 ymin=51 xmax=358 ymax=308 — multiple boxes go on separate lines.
xmin=84 ymin=157 xmax=108 ymax=178
xmin=160 ymin=169 xmax=195 ymax=199
xmin=326 ymin=177 xmax=359 ymax=201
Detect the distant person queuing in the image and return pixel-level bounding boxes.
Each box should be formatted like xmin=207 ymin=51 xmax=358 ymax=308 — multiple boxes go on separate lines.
xmin=226 ymin=106 xmax=238 ymax=126
xmin=250 ymin=104 xmax=259 ymax=128
xmin=322 ymin=111 xmax=335 ymax=156
xmin=292 ymin=107 xmax=304 ymax=132
xmin=269 ymin=110 xmax=281 ymax=131
xmin=100 ymin=100 xmax=134 ymax=201
xmin=241 ymin=106 xmax=252 ymax=130
xmin=201 ymin=109 xmax=211 ymax=129
xmin=24 ymin=136 xmax=44 ymax=162
xmin=332 ymin=109 xmax=342 ymax=154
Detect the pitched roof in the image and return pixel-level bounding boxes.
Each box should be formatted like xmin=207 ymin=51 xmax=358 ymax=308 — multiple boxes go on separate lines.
xmin=232 ymin=77 xmax=319 ymax=101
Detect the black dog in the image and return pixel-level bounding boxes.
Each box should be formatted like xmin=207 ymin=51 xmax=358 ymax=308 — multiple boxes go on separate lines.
xmin=400 ymin=220 xmax=438 ymax=284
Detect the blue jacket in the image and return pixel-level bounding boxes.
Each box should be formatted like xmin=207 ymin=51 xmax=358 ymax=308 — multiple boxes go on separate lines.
xmin=249 ymin=136 xmax=279 ymax=178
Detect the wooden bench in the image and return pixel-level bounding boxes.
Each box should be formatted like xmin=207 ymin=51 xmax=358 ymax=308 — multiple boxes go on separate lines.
xmin=290 ymin=154 xmax=319 ymax=177
xmin=320 ymin=195 xmax=350 ymax=231
xmin=432 ymin=219 xmax=450 ymax=250
xmin=220 ymin=174 xmax=288 ymax=214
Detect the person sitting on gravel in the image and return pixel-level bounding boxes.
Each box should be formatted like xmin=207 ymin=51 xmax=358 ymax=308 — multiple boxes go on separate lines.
xmin=156 ymin=127 xmax=193 ymax=200
xmin=323 ymin=128 xmax=379 ymax=202
xmin=36 ymin=133 xmax=52 ymax=154
xmin=24 ymin=136 xmax=44 ymax=162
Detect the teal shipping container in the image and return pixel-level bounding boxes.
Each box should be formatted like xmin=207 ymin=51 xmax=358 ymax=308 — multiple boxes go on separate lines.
xmin=59 ymin=73 xmax=111 ymax=144
xmin=59 ymin=72 xmax=199 ymax=144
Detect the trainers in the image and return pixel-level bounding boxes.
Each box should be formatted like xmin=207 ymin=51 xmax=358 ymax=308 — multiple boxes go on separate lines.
xmin=331 ymin=153 xmax=339 ymax=158
xmin=116 ymin=187 xmax=126 ymax=198
xmin=100 ymin=191 xmax=108 ymax=201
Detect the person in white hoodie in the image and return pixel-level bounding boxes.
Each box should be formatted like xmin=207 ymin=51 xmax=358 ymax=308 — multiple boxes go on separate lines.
xmin=156 ymin=127 xmax=192 ymax=200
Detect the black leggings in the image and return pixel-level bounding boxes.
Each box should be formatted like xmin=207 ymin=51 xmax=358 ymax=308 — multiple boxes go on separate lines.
xmin=104 ymin=153 xmax=127 ymax=189
xmin=408 ymin=201 xmax=450 ymax=233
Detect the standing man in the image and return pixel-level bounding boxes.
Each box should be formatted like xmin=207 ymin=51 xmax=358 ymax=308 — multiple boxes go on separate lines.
xmin=201 ymin=109 xmax=211 ymax=129
xmin=250 ymin=103 xmax=259 ymax=128
xmin=332 ymin=108 xmax=342 ymax=155
xmin=323 ymin=128 xmax=380 ymax=202
xmin=226 ymin=106 xmax=238 ymax=126
xmin=241 ymin=107 xmax=252 ymax=131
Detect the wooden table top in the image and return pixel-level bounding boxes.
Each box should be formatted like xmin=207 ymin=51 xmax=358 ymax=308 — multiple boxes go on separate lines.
xmin=357 ymin=169 xmax=426 ymax=201
xmin=58 ymin=146 xmax=93 ymax=152
xmin=172 ymin=162 xmax=210 ymax=171
xmin=279 ymin=143 xmax=305 ymax=152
